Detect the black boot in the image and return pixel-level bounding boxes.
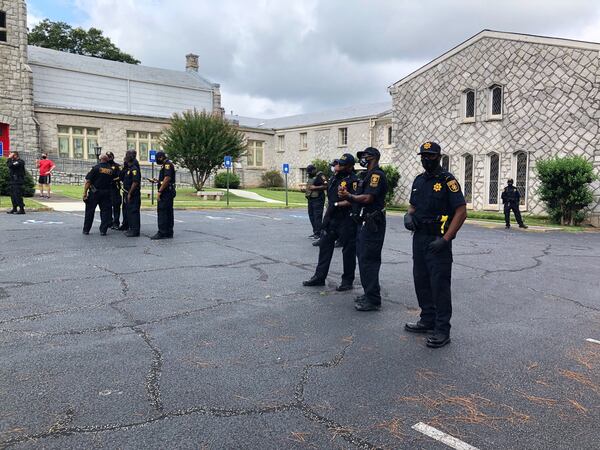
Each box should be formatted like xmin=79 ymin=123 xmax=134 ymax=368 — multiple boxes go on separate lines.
xmin=303 ymin=276 xmax=325 ymax=286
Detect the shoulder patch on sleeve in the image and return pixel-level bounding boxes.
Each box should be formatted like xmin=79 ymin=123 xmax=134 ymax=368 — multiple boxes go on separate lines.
xmin=447 ymin=179 xmax=460 ymax=193
xmin=133 ymin=170 xmax=137 ymax=176
xmin=369 ymin=174 xmax=380 ymax=188
xmin=165 ymin=164 xmax=171 ymax=169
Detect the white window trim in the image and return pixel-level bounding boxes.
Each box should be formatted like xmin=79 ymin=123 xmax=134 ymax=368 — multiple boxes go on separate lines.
xmin=484 ymin=152 xmax=501 ymax=210
xmin=277 ymin=135 xmax=285 ymax=153
xmin=299 ymin=132 xmax=308 ymax=151
xmin=461 ymin=153 xmax=474 ymax=208
xmin=126 ymin=131 xmax=162 ymax=164
xmin=512 ymin=151 xmax=529 ymax=210
xmin=246 ymin=140 xmax=265 ymax=168
xmin=488 ymin=84 xmax=504 ymax=120
xmin=462 ymin=89 xmax=476 ymax=123
xmin=338 ymin=127 xmax=348 ymax=147
xmin=441 ymin=154 xmax=450 ymax=172
xmin=57 ymin=126 xmax=100 ymax=160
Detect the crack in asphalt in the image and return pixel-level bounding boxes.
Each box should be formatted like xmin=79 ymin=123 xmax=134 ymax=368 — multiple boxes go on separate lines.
xmin=527 ymin=286 xmax=600 ymax=313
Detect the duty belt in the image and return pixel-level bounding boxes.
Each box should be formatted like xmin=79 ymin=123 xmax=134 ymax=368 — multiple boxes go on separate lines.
xmin=417 ymin=215 xmax=450 ymax=236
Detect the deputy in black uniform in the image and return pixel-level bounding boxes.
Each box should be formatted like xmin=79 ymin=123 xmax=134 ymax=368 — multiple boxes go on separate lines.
xmin=122 ymin=150 xmax=141 ymax=237
xmin=303 ymin=153 xmax=359 ymax=290
xmin=6 ymin=151 xmax=26 ymax=214
xmin=404 ymin=142 xmax=467 ymax=348
xmin=106 ymin=152 xmax=122 ymax=230
xmin=305 ymin=164 xmax=327 ymax=240
xmin=82 ymin=154 xmax=114 ymax=235
xmin=501 ymin=179 xmax=528 ymax=229
xmin=339 ymin=147 xmax=388 ymax=311
xmin=150 ymin=151 xmax=176 ymax=240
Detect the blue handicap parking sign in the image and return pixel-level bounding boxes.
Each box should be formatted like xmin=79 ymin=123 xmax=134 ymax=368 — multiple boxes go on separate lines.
xmin=283 ymin=163 xmax=289 ymax=174
xmin=149 ymin=150 xmax=157 ymax=163
xmin=224 ymin=155 xmax=233 ymax=168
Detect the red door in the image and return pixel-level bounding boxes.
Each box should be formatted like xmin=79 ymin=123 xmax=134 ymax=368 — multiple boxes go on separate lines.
xmin=0 ymin=123 xmax=9 ymax=157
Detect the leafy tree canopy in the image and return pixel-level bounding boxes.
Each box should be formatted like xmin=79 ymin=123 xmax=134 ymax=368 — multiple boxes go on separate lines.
xmin=29 ymin=19 xmax=140 ymax=64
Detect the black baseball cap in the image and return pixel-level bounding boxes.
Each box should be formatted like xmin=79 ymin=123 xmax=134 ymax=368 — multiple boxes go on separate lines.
xmin=338 ymin=153 xmax=355 ymax=166
xmin=330 ymin=159 xmax=339 ymax=166
xmin=356 ymin=147 xmax=380 ymax=159
xmin=156 ymin=151 xmax=166 ymax=159
xmin=418 ymin=141 xmax=441 ymax=155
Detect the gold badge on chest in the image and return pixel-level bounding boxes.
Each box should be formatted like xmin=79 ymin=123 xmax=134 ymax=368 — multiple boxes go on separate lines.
xmin=433 ymin=182 xmax=442 ymax=192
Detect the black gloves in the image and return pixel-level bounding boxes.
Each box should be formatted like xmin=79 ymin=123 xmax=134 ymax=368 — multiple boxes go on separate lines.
xmin=404 ymin=213 xmax=416 ymax=231
xmin=428 ymin=237 xmax=449 ymax=254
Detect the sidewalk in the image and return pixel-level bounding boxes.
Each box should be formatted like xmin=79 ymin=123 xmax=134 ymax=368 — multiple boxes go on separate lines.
xmin=35 ymin=194 xmax=84 ymax=212
xmin=216 ymin=188 xmax=284 ymax=203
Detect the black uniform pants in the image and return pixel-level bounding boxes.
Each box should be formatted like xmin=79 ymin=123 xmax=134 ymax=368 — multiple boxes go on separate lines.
xmin=356 ymin=218 xmax=386 ymax=305
xmin=307 ymin=198 xmax=325 ymax=235
xmin=9 ymin=183 xmax=25 ymax=210
xmin=504 ymin=203 xmax=524 ymax=226
xmin=110 ymin=188 xmax=122 ymax=226
xmin=83 ymin=190 xmax=112 ymax=233
xmin=314 ymin=218 xmax=357 ymax=285
xmin=126 ymin=191 xmax=141 ymax=233
xmin=157 ymin=190 xmax=175 ymax=236
xmin=412 ymin=232 xmax=453 ymax=335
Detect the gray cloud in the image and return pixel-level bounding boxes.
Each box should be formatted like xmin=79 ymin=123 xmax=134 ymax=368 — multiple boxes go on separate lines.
xmin=62 ymin=0 xmax=600 ymax=117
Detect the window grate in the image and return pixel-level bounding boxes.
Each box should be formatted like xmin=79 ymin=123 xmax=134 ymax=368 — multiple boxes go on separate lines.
xmin=491 ymin=86 xmax=502 ymax=116
xmin=464 ymin=154 xmax=473 ymax=203
xmin=441 ymin=155 xmax=449 ymax=171
xmin=488 ymin=153 xmax=499 ymax=204
xmin=465 ymin=91 xmax=475 ymax=118
xmin=516 ymin=152 xmax=527 ymax=205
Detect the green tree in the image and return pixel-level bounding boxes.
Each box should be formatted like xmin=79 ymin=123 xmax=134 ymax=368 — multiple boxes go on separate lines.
xmin=29 ymin=19 xmax=140 ymax=64
xmin=214 ymin=171 xmax=240 ymax=189
xmin=536 ymin=156 xmax=597 ymax=225
xmin=0 ymin=159 xmax=35 ymax=197
xmin=161 ymin=110 xmax=246 ymax=191
xmin=311 ymin=159 xmax=330 ymax=176
xmin=382 ymin=165 xmax=400 ymax=205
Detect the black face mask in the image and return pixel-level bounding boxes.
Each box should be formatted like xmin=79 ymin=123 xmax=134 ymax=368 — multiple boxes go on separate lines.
xmin=508 ymin=182 xmax=514 ymax=187
xmin=157 ymin=158 xmax=165 ymax=165
xmin=421 ymin=156 xmax=440 ymax=173
xmin=359 ymin=157 xmax=370 ymax=168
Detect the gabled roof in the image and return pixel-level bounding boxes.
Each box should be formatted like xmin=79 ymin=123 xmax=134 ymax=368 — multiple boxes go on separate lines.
xmin=389 ymin=30 xmax=600 ymax=90
xmin=28 ymin=45 xmax=216 ymax=91
xmin=226 ymin=101 xmax=391 ymax=131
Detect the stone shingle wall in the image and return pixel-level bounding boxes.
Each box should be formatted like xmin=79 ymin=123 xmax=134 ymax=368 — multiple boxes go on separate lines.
xmin=0 ymin=0 xmax=38 ymax=154
xmin=390 ymin=37 xmax=600 ymax=220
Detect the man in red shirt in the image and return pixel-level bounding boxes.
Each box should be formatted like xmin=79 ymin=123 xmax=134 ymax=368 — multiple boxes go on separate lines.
xmin=37 ymin=153 xmax=56 ymax=198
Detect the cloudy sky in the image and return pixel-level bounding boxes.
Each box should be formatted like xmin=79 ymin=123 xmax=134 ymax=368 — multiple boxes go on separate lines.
xmin=28 ymin=0 xmax=600 ymax=118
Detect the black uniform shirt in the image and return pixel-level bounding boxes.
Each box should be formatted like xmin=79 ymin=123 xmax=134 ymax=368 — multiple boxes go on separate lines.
xmin=356 ymin=165 xmax=387 ymax=213
xmin=123 ymin=161 xmax=141 ymax=191
xmin=85 ymin=162 xmax=114 ymax=190
xmin=109 ymin=161 xmax=122 ymax=189
xmin=328 ymin=171 xmax=359 ymax=218
xmin=159 ymin=160 xmax=176 ymax=190
xmin=501 ymin=185 xmax=520 ymax=204
xmin=410 ymin=168 xmax=466 ymax=223
xmin=7 ymin=158 xmax=25 ymax=183
xmin=307 ymin=172 xmax=327 ymax=199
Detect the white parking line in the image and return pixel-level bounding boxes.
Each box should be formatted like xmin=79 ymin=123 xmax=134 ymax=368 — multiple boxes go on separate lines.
xmin=230 ymin=212 xmax=282 ymax=221
xmin=586 ymin=338 xmax=600 ymax=345
xmin=412 ymin=422 xmax=479 ymax=450
xmin=142 ymin=212 xmax=184 ymax=223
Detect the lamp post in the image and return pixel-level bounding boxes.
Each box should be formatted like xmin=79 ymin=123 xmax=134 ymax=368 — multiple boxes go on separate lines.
xmin=93 ymin=145 xmax=102 ymax=161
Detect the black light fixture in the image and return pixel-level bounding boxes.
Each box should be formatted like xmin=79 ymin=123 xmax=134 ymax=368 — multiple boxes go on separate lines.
xmin=93 ymin=145 xmax=102 ymax=161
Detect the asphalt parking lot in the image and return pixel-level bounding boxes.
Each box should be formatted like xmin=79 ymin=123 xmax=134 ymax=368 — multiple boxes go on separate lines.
xmin=1 ymin=209 xmax=599 ymax=449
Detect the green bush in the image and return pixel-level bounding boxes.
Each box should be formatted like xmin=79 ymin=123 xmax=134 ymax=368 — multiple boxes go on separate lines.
xmin=0 ymin=158 xmax=35 ymax=197
xmin=214 ymin=171 xmax=240 ymax=189
xmin=261 ymin=170 xmax=284 ymax=188
xmin=536 ymin=156 xmax=597 ymax=225
xmin=311 ymin=159 xmax=330 ymax=176
xmin=382 ymin=165 xmax=400 ymax=205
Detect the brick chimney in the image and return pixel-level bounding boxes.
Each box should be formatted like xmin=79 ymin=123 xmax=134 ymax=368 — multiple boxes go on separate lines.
xmin=185 ymin=53 xmax=199 ymax=72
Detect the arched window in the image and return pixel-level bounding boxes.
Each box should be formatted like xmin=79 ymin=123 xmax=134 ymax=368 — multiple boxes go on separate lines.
xmin=441 ymin=155 xmax=450 ymax=171
xmin=487 ymin=153 xmax=500 ymax=205
xmin=464 ymin=89 xmax=475 ymax=119
xmin=0 ymin=11 xmax=7 ymax=42
xmin=515 ymin=152 xmax=528 ymax=205
xmin=490 ymin=84 xmax=503 ymax=117
xmin=463 ymin=154 xmax=473 ymax=204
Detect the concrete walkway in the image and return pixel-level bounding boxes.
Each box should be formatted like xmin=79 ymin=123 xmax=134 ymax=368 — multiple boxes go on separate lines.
xmin=35 ymin=194 xmax=85 ymax=212
xmin=217 ymin=188 xmax=284 ymax=203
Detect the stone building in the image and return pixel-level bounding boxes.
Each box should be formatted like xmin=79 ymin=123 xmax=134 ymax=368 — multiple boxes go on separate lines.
xmin=388 ymin=30 xmax=600 ymax=223
xmin=229 ymin=102 xmax=392 ymax=188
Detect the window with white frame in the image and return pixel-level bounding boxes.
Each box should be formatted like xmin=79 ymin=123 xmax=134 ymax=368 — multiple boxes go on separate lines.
xmin=57 ymin=126 xmax=99 ymax=159
xmin=441 ymin=155 xmax=450 ymax=172
xmin=0 ymin=11 xmax=6 ymax=42
xmin=487 ymin=152 xmax=500 ymax=205
xmin=277 ymin=135 xmax=285 ymax=152
xmin=464 ymin=89 xmax=475 ymax=119
xmin=246 ymin=140 xmax=264 ymax=167
xmin=127 ymin=131 xmax=161 ymax=162
xmin=463 ymin=153 xmax=473 ymax=204
xmin=515 ymin=151 xmax=528 ymax=205
xmin=386 ymin=125 xmax=393 ymax=146
xmin=338 ymin=127 xmax=348 ymax=146
xmin=299 ymin=132 xmax=307 ymax=150
xmin=490 ymin=85 xmax=503 ymax=118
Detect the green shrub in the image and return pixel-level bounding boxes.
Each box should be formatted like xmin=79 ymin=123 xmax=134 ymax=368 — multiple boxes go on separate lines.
xmin=311 ymin=159 xmax=330 ymax=176
xmin=214 ymin=171 xmax=240 ymax=189
xmin=536 ymin=156 xmax=597 ymax=225
xmin=0 ymin=158 xmax=35 ymax=197
xmin=382 ymin=165 xmax=400 ymax=205
xmin=261 ymin=170 xmax=284 ymax=188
